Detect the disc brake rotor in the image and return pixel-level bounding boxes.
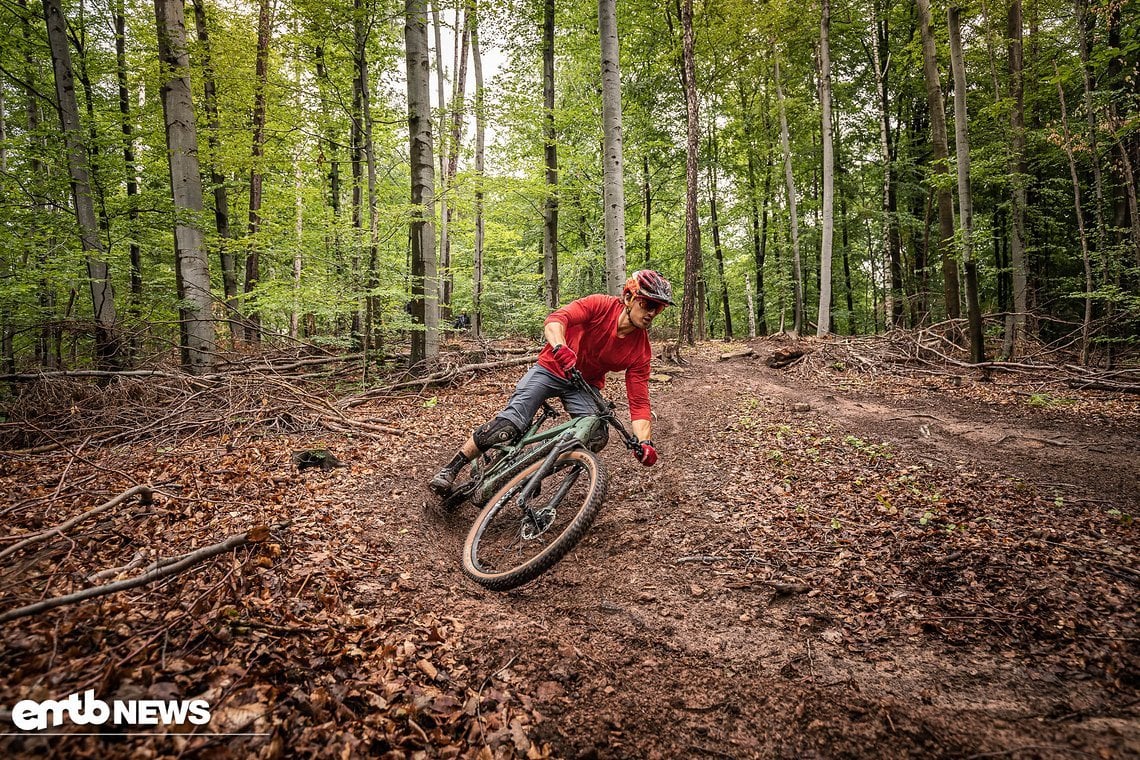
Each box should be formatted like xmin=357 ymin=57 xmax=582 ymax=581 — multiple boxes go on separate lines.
xmin=520 ymin=506 xmax=556 ymax=540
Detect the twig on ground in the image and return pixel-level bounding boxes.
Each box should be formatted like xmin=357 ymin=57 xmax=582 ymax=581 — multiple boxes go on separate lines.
xmin=0 ymin=522 xmax=285 ymax=624
xmin=0 ymin=484 xmax=154 ymax=561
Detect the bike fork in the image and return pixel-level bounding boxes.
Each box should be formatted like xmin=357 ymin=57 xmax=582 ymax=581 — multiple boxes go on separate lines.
xmin=517 ymin=432 xmax=577 ymax=519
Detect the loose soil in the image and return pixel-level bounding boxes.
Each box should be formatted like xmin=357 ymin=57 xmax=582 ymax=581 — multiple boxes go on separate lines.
xmin=1 ymin=338 xmax=1137 ymax=759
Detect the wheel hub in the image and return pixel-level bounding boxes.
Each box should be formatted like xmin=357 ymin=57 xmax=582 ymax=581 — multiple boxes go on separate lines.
xmin=521 ymin=506 xmax=556 ymax=539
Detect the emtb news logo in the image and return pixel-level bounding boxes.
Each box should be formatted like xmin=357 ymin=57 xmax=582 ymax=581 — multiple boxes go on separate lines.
xmin=10 ymin=690 xmax=210 ymax=731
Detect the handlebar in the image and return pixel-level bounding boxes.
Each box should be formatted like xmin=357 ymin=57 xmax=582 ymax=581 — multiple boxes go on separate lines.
xmin=566 ymin=368 xmax=643 ymax=453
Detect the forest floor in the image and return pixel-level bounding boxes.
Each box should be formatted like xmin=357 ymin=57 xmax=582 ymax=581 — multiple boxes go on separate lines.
xmin=0 ymin=336 xmax=1137 ymax=759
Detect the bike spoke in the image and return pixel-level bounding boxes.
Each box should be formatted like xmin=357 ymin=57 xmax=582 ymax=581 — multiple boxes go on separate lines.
xmin=470 ymin=459 xmax=594 ymax=576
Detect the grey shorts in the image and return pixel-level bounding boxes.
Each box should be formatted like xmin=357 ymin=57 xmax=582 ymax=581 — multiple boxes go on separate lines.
xmin=495 ymin=365 xmax=598 ymax=432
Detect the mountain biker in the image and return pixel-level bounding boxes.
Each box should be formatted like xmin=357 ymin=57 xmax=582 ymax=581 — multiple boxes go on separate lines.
xmin=429 ymin=270 xmax=674 ymax=496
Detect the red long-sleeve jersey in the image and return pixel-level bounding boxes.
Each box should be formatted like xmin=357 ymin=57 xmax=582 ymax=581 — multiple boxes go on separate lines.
xmin=537 ymin=294 xmax=653 ymax=422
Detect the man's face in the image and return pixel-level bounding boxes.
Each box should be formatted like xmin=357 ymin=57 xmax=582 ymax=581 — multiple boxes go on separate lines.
xmin=629 ymin=295 xmax=666 ymax=329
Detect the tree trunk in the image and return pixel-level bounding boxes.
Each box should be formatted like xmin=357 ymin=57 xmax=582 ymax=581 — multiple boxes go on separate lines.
xmin=44 ymin=0 xmax=120 ymax=368
xmin=677 ymin=0 xmax=701 ymax=350
xmin=1103 ymin=2 xmax=1140 ymax=272
xmin=114 ymin=0 xmax=142 ymax=357
xmin=916 ymin=0 xmax=960 ymax=321
xmin=1052 ymin=62 xmax=1094 ymax=364
xmin=598 ymin=0 xmax=626 ymax=294
xmin=432 ymin=0 xmax=448 ymax=320
xmin=1006 ymin=0 xmax=1029 ymax=351
xmin=949 ymin=6 xmax=985 ymax=363
xmin=817 ymin=0 xmax=834 ymax=336
xmin=643 ymin=154 xmax=651 ymax=266
xmin=1076 ymin=0 xmax=1107 ymax=275
xmin=869 ymin=4 xmax=904 ymax=328
xmin=471 ymin=0 xmax=485 ymax=339
xmin=0 ymin=84 xmax=5 ymax=174
xmin=542 ymin=0 xmax=559 ymax=309
xmin=0 ymin=88 xmax=10 ymax=373
xmin=443 ymin=7 xmax=471 ymax=322
xmin=244 ymin=0 xmax=272 ymax=342
xmin=841 ymin=192 xmax=854 ymax=335
xmin=154 ymin=0 xmax=215 ymax=373
xmin=866 ymin=219 xmax=880 ymax=332
xmin=356 ymin=0 xmax=382 ymax=359
xmin=191 ymin=0 xmax=236 ymax=339
xmin=71 ymin=24 xmax=113 ymax=255
xmin=291 ymin=28 xmax=303 ymax=341
xmin=349 ymin=55 xmax=364 ymax=344
xmin=1114 ymin=138 xmax=1140 ymax=270
xmin=708 ymin=123 xmax=732 ymax=340
xmin=21 ymin=0 xmax=58 ymax=368
xmin=314 ymin=47 xmax=344 ymax=336
xmin=774 ymin=57 xmax=803 ymax=335
xmin=752 ymin=83 xmax=772 ymax=336
xmin=406 ymin=0 xmax=439 ymax=365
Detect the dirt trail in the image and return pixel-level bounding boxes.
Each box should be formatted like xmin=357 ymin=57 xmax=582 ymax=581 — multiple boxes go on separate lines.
xmin=2 ymin=340 xmax=1135 ymax=759
xmin=346 ymin=342 xmax=1139 ymax=758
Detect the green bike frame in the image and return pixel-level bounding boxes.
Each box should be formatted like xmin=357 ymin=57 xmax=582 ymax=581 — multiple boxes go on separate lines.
xmin=468 ymin=408 xmax=605 ymax=507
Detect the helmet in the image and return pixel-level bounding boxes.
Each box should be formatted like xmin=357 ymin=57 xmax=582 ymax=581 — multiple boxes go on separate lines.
xmin=622 ymin=270 xmax=675 ymax=307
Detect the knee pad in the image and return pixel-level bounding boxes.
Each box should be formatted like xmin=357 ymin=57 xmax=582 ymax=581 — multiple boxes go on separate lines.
xmin=473 ymin=417 xmax=521 ymax=451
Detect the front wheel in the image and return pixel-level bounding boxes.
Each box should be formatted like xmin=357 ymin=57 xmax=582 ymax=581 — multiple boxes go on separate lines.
xmin=462 ymin=448 xmax=607 ymax=591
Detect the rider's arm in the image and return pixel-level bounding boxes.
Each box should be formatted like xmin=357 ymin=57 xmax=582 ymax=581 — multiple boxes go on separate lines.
xmin=544 ymin=320 xmax=567 ymax=349
xmin=625 ymin=357 xmax=652 ymax=442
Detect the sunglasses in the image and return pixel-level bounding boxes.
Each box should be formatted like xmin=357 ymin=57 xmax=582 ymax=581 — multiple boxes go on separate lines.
xmin=635 ymin=297 xmax=667 ymax=316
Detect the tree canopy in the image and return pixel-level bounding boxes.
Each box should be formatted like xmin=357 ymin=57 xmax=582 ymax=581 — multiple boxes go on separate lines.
xmin=0 ymin=0 xmax=1137 ymax=372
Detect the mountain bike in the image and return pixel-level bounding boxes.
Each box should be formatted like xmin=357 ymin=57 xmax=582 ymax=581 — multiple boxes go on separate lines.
xmin=441 ymin=368 xmax=645 ymax=591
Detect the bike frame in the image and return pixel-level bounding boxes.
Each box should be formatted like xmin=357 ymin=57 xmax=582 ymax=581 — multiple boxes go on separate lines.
xmin=466 ymin=370 xmax=639 ymax=507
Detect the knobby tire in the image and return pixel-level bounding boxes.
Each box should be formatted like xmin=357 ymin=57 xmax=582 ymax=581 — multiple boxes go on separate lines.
xmin=462 ymin=448 xmax=607 ymax=591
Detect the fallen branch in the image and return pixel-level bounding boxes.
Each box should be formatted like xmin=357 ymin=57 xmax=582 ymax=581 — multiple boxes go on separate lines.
xmin=88 ymin=550 xmax=146 ymax=583
xmin=210 ymin=353 xmax=363 ymax=375
xmin=0 ymin=523 xmax=279 ymax=624
xmin=674 ymin=555 xmax=731 ymax=564
xmin=364 ymin=356 xmax=533 ymax=395
xmin=0 ymin=369 xmax=192 ymax=383
xmin=319 ymin=415 xmax=404 ymax=436
xmin=0 ymin=484 xmax=154 ymax=562
xmin=1064 ymin=378 xmax=1140 ymax=394
xmin=766 ymin=348 xmax=806 ymax=369
xmin=718 ymin=348 xmax=756 ymax=361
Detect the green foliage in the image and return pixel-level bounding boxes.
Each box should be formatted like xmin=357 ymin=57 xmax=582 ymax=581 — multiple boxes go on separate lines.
xmin=0 ymin=0 xmax=1136 ymax=369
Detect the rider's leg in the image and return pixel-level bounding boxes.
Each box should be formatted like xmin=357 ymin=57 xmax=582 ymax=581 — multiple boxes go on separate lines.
xmin=429 ymin=365 xmax=561 ymax=494
xmin=429 ymin=435 xmax=483 ymax=494
xmin=561 ymin=383 xmax=608 ymax=451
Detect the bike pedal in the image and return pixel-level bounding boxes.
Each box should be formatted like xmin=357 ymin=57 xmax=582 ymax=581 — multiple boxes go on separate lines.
xmin=441 ymin=480 xmax=476 ymax=511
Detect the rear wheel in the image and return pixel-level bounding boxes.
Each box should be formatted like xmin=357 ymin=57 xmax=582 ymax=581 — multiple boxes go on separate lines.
xmin=462 ymin=448 xmax=606 ymax=591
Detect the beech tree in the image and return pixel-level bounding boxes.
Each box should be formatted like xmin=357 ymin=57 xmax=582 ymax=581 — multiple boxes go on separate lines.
xmin=598 ymin=0 xmax=626 ymax=295
xmin=406 ymin=0 xmax=439 ymax=364
xmin=542 ymin=0 xmax=559 ymax=310
xmin=948 ymin=5 xmax=983 ymax=363
xmin=916 ymin=0 xmax=959 ymax=322
xmin=44 ymin=0 xmax=119 ymax=367
xmin=154 ymin=0 xmax=215 ymax=372
xmin=675 ymin=0 xmax=700 ymax=350
xmin=817 ymin=0 xmax=834 ymax=336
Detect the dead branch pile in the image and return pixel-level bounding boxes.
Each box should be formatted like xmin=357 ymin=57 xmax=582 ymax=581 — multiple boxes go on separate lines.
xmin=0 ymin=372 xmax=378 ymax=453
xmin=0 ymin=343 xmax=538 ymax=452
xmin=776 ymin=326 xmax=1140 ymax=393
